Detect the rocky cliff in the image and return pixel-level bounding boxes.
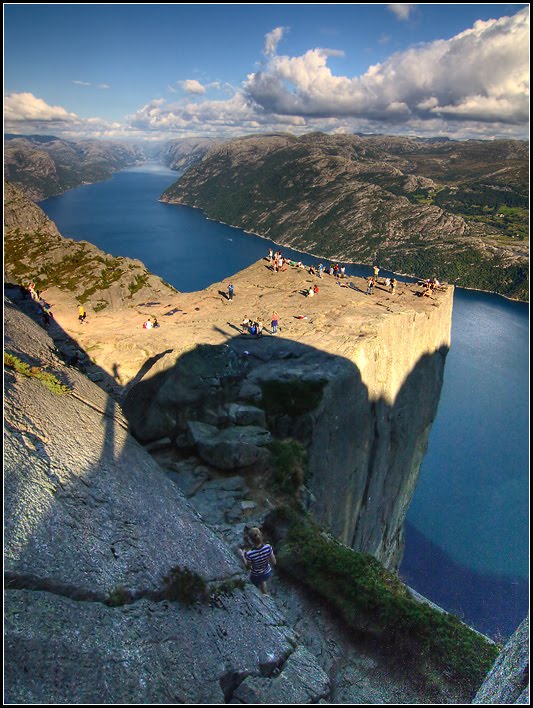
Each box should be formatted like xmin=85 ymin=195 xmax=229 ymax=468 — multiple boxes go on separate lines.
xmin=4 ymin=180 xmax=177 ymax=313
xmin=161 ymin=132 xmax=529 ymax=300
xmin=473 ymin=616 xmax=529 ymax=704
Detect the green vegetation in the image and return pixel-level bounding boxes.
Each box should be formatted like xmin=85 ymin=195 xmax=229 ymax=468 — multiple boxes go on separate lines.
xmin=261 ymin=379 xmax=326 ymax=417
xmin=161 ymin=565 xmax=209 ymax=605
xmin=268 ymin=508 xmax=499 ymax=695
xmin=106 ymin=586 xmax=133 ymax=607
xmin=127 ymin=273 xmax=149 ymax=297
xmin=385 ymin=246 xmax=529 ymax=301
xmin=4 ymin=352 xmax=71 ymax=395
xmin=268 ymin=439 xmax=308 ymax=495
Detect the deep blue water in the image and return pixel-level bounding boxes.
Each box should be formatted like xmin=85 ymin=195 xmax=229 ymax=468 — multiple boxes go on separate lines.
xmin=40 ymin=164 xmax=529 ymax=639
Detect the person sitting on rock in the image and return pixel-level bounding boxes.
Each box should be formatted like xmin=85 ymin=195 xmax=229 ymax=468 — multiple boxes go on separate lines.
xmin=143 ymin=318 xmax=153 ymax=329
xmin=239 ymin=527 xmax=276 ymax=596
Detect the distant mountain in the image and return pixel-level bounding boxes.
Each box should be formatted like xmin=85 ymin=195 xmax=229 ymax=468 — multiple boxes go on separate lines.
xmin=156 ymin=137 xmax=224 ymax=171
xmin=4 ymin=135 xmax=145 ymax=200
xmin=161 ymin=132 xmax=529 ymax=300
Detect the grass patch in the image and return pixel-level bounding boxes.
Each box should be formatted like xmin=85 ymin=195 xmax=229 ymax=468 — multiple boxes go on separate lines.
xmin=161 ymin=565 xmax=209 ymax=605
xmin=106 ymin=586 xmax=133 ymax=607
xmin=261 ymin=379 xmax=326 ymax=417
xmin=266 ymin=508 xmax=499 ymax=695
xmin=268 ymin=439 xmax=308 ymax=494
xmin=5 ymin=352 xmax=71 ymax=395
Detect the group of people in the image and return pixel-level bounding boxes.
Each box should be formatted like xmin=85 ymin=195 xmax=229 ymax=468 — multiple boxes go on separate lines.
xmin=142 ymin=317 xmax=160 ymax=329
xmin=366 ymin=274 xmax=398 ymax=295
xmin=241 ymin=316 xmax=263 ymax=337
xmin=306 ymin=284 xmax=320 ymax=297
xmin=268 ymin=249 xmax=288 ymax=273
xmin=240 ymin=310 xmax=279 ymax=336
xmin=419 ymin=276 xmax=441 ymax=297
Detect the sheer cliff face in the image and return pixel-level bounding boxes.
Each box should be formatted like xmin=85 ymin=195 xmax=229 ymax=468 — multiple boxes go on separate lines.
xmin=307 ymin=315 xmax=451 ymax=569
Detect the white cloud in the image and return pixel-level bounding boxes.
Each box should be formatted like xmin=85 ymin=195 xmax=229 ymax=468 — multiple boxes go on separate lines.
xmin=180 ymin=79 xmax=207 ymax=95
xmin=245 ymin=7 xmax=529 ymax=129
xmin=387 ymin=4 xmax=416 ymax=21
xmin=264 ymin=26 xmax=288 ymax=57
xmin=6 ymin=10 xmax=529 ymax=142
xmin=72 ymin=80 xmax=110 ymax=89
xmin=4 ymin=92 xmax=79 ymax=123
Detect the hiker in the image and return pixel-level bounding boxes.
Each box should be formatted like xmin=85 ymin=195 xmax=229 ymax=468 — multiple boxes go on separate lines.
xmin=241 ymin=316 xmax=250 ymax=334
xmin=389 ymin=278 xmax=397 ymax=293
xmin=373 ymin=264 xmax=380 ymax=281
xmin=268 ymin=248 xmax=273 ymax=262
xmin=152 ymin=317 xmax=160 ymax=328
xmin=318 ymin=263 xmax=323 ymax=278
xmin=340 ymin=265 xmax=346 ymax=279
xmin=228 ymin=283 xmax=234 ymax=302
xmin=271 ymin=311 xmax=279 ymax=335
xmin=309 ymin=265 xmax=316 ymax=276
xmin=256 ymin=320 xmax=263 ymax=338
xmin=366 ymin=278 xmax=375 ymax=295
xmin=313 ymin=284 xmax=319 ymax=295
xmin=239 ymin=527 xmax=276 ymax=596
xmin=143 ymin=318 xmax=153 ymax=329
xmin=78 ymin=305 xmax=87 ymax=324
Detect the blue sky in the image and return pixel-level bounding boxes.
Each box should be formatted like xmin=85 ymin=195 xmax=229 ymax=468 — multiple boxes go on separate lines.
xmin=4 ymin=4 xmax=529 ymax=141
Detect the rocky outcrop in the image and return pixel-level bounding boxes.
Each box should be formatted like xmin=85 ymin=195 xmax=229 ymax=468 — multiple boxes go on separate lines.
xmin=4 ymin=298 xmax=333 ymax=704
xmin=473 ymin=616 xmax=529 ymax=704
xmin=4 ymin=180 xmax=177 ymax=312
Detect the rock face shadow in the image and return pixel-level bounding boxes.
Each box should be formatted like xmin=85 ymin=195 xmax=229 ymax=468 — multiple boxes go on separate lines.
xmin=123 ymin=329 xmax=449 ymax=571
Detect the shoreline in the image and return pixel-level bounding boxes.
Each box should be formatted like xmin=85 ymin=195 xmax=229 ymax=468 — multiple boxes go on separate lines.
xmin=160 ymin=197 xmax=529 ymax=305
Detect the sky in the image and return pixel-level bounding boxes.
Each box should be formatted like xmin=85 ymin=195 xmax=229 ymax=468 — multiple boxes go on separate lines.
xmin=3 ymin=3 xmax=530 ymax=142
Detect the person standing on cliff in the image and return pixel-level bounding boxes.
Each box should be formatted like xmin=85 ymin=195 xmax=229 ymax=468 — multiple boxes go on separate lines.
xmin=271 ymin=311 xmax=279 ymax=334
xmin=238 ymin=527 xmax=276 ymax=596
xmin=78 ymin=304 xmax=87 ymax=324
xmin=228 ymin=283 xmax=234 ymax=302
xmin=373 ymin=264 xmax=380 ymax=281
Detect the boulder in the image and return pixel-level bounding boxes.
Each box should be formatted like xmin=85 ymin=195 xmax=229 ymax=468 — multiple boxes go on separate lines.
xmin=227 ymin=403 xmax=267 ymax=427
xmin=187 ymin=421 xmax=272 ymax=470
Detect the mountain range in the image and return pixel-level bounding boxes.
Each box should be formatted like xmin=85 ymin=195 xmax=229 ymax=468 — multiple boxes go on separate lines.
xmin=161 ymin=132 xmax=528 ymax=300
xmin=4 ymin=134 xmax=144 ymax=200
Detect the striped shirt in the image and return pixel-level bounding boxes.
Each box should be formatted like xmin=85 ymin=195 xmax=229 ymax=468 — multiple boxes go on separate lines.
xmin=245 ymin=544 xmax=273 ymax=576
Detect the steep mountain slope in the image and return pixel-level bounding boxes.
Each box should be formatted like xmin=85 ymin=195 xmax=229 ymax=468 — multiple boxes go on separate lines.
xmin=4 ymin=134 xmax=144 ymax=200
xmin=161 ymin=133 xmax=528 ymax=299
xmin=4 ymin=180 xmax=176 ymax=313
xmin=157 ymin=136 xmax=224 ymax=171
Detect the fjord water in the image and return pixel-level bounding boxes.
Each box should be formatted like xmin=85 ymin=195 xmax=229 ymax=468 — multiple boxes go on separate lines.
xmin=41 ymin=164 xmax=529 ymax=639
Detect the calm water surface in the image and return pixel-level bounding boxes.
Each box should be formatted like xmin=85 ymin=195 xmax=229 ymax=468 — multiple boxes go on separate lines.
xmin=41 ymin=165 xmax=529 ymax=639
